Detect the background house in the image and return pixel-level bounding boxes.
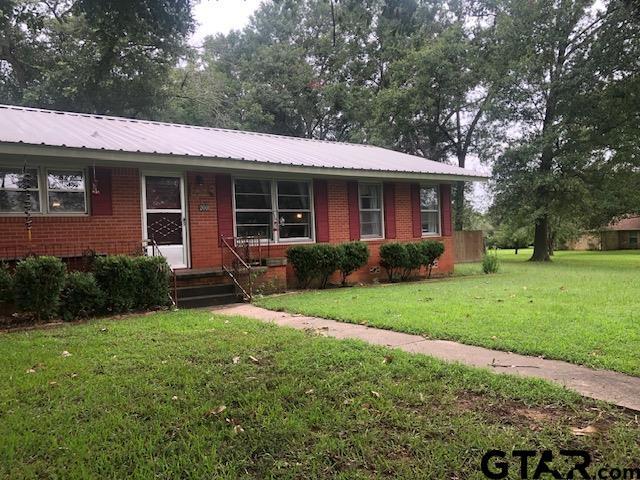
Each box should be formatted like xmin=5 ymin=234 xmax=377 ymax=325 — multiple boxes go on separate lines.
xmin=567 ymin=217 xmax=640 ymax=251
xmin=0 ymin=105 xmax=487 ymax=305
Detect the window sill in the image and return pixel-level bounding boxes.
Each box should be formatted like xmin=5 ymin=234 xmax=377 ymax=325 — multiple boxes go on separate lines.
xmin=421 ymin=233 xmax=441 ymax=238
xmin=361 ymin=236 xmax=385 ymax=242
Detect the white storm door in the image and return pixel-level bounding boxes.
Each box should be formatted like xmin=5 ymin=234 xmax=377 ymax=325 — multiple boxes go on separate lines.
xmin=142 ymin=174 xmax=187 ymax=269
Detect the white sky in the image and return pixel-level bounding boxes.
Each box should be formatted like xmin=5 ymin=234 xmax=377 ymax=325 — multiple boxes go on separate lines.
xmin=191 ymin=0 xmax=262 ymax=46
xmin=192 ymin=1 xmax=491 ymax=210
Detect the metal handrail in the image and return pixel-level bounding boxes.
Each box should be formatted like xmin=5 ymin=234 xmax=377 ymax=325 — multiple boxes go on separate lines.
xmin=221 ymin=235 xmax=253 ymax=302
xmin=143 ymin=238 xmax=177 ymax=308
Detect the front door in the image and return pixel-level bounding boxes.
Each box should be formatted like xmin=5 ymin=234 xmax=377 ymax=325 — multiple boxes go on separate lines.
xmin=142 ymin=174 xmax=188 ymax=269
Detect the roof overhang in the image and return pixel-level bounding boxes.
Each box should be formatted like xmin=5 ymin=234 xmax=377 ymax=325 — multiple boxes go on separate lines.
xmin=0 ymin=142 xmax=490 ymax=183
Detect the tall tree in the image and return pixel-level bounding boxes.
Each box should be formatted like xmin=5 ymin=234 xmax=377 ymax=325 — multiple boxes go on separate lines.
xmin=491 ymin=0 xmax=640 ymax=261
xmin=0 ymin=0 xmax=194 ymax=116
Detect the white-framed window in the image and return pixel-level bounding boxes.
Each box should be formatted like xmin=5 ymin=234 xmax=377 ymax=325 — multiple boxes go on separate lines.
xmin=420 ymin=185 xmax=440 ymax=236
xmin=233 ymin=178 xmax=313 ymax=243
xmin=359 ymin=183 xmax=383 ymax=238
xmin=0 ymin=167 xmax=40 ymax=213
xmin=46 ymin=169 xmax=87 ymax=214
xmin=0 ymin=166 xmax=88 ymax=215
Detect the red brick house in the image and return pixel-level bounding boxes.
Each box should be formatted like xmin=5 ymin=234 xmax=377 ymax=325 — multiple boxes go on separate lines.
xmin=0 ymin=105 xmax=487 ymax=305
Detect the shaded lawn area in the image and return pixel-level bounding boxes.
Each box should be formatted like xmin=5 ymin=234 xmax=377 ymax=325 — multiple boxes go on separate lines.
xmin=2 ymin=311 xmax=639 ymax=479
xmin=257 ymin=249 xmax=640 ymax=376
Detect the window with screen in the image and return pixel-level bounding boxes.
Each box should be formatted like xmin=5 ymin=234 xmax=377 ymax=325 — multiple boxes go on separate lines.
xmin=359 ymin=183 xmax=383 ymax=238
xmin=420 ymin=185 xmax=440 ymax=235
xmin=47 ymin=170 xmax=87 ymax=213
xmin=0 ymin=167 xmax=40 ymax=213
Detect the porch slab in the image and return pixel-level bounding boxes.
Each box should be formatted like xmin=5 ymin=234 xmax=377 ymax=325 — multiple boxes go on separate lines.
xmin=214 ymin=304 xmax=640 ymax=412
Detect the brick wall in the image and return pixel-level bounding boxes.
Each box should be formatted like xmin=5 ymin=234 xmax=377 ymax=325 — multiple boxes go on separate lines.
xmin=0 ymin=167 xmax=141 ymax=259
xmin=0 ymin=169 xmax=455 ymax=287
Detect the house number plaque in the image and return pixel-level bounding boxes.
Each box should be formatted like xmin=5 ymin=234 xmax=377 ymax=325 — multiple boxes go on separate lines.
xmin=198 ymin=203 xmax=209 ymax=212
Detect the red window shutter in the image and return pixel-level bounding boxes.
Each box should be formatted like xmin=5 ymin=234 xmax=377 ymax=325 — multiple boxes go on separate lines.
xmin=216 ymin=174 xmax=234 ymax=244
xmin=410 ymin=183 xmax=422 ymax=238
xmin=440 ymin=183 xmax=452 ymax=236
xmin=313 ymin=179 xmax=329 ymax=242
xmin=90 ymin=167 xmax=112 ymax=216
xmin=383 ymin=182 xmax=396 ymax=239
xmin=347 ymin=181 xmax=360 ymax=241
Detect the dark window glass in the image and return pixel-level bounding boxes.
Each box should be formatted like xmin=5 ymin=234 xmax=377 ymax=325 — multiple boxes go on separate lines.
xmin=145 ymin=176 xmax=181 ymax=210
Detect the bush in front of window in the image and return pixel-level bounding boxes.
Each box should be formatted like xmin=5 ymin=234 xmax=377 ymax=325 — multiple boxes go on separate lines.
xmin=59 ymin=272 xmax=105 ymax=321
xmin=336 ymin=242 xmax=370 ymax=285
xmin=287 ymin=244 xmax=342 ymax=289
xmin=13 ymin=256 xmax=66 ymax=320
xmin=95 ymin=255 xmax=141 ymax=313
xmin=313 ymin=244 xmax=341 ymax=289
xmin=0 ymin=264 xmax=13 ymax=304
xmin=133 ymin=256 xmax=173 ymax=309
xmin=418 ymin=240 xmax=446 ymax=278
xmin=379 ymin=242 xmax=409 ymax=282
xmin=287 ymin=245 xmax=317 ymax=288
xmin=401 ymin=243 xmax=423 ymax=281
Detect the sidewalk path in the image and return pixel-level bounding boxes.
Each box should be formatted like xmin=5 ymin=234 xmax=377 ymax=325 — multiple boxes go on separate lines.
xmin=215 ymin=304 xmax=640 ymax=411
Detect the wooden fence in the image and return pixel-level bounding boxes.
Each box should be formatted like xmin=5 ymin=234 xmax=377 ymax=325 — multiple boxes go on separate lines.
xmin=454 ymin=230 xmax=485 ymax=263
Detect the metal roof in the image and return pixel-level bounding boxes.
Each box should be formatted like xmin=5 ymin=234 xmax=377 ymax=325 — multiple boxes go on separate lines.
xmin=0 ymin=104 xmax=488 ymax=181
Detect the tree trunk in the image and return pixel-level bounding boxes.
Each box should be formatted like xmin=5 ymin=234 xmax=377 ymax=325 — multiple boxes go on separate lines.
xmin=453 ymin=181 xmax=465 ymax=231
xmin=531 ymin=215 xmax=550 ymax=261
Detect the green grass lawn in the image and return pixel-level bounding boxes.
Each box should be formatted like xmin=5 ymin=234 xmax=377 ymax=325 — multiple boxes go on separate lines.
xmin=257 ymin=249 xmax=640 ymax=376
xmin=1 ymin=310 xmax=639 ymax=478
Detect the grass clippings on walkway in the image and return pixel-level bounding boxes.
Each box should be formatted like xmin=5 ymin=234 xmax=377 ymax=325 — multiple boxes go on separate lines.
xmin=1 ymin=310 xmax=639 ymax=478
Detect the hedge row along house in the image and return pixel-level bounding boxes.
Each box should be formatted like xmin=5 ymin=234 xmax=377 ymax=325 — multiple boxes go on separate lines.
xmin=0 ymin=105 xmax=487 ymax=306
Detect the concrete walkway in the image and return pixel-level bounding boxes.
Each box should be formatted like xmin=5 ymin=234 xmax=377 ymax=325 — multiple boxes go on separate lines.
xmin=215 ymin=304 xmax=640 ymax=411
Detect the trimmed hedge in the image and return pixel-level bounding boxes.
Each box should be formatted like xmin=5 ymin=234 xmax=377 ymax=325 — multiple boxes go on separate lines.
xmin=419 ymin=240 xmax=445 ymax=278
xmin=379 ymin=243 xmax=408 ymax=282
xmin=336 ymin=242 xmax=370 ymax=285
xmin=380 ymin=240 xmax=445 ymax=282
xmin=288 ymin=242 xmax=370 ymax=289
xmin=94 ymin=255 xmax=140 ymax=313
xmin=60 ymin=272 xmax=105 ymax=321
xmin=14 ymin=256 xmax=66 ymax=320
xmin=134 ymin=256 xmax=172 ymax=308
xmin=95 ymin=255 xmax=172 ymax=312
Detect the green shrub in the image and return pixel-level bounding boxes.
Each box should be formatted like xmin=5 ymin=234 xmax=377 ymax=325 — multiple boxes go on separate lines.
xmin=287 ymin=244 xmax=341 ymax=289
xmin=13 ymin=256 xmax=66 ymax=320
xmin=133 ymin=256 xmax=172 ymax=308
xmin=94 ymin=255 xmax=140 ymax=313
xmin=60 ymin=272 xmax=105 ymax=321
xmin=336 ymin=242 xmax=370 ymax=285
xmin=312 ymin=244 xmax=341 ymax=289
xmin=401 ymin=243 xmax=423 ymax=281
xmin=419 ymin=240 xmax=446 ymax=278
xmin=379 ymin=243 xmax=408 ymax=282
xmin=482 ymin=251 xmax=500 ymax=274
xmin=287 ymin=245 xmax=317 ymax=288
xmin=0 ymin=264 xmax=13 ymax=304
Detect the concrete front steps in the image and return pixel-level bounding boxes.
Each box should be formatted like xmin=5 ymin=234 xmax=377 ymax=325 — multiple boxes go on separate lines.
xmin=174 ymin=268 xmax=242 ymax=308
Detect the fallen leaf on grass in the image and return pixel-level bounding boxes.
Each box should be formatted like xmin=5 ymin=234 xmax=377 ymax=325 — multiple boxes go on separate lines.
xmin=232 ymin=356 xmax=241 ymax=364
xmin=207 ymin=405 xmax=227 ymax=415
xmin=305 ymin=389 xmax=314 ymax=395
xmin=171 ymin=395 xmax=178 ymax=401
xmin=371 ymin=391 xmax=381 ymax=398
xmin=382 ymin=355 xmax=393 ymax=364
xmin=249 ymin=355 xmax=260 ymax=364
xmin=343 ymin=399 xmax=353 ymax=405
xmin=61 ymin=351 xmax=72 ymax=357
xmin=571 ymin=425 xmax=598 ymax=437
xmin=48 ymin=381 xmax=58 ymax=386
xmin=26 ymin=368 xmax=36 ymax=374
xmin=233 ymin=425 xmax=245 ymax=434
